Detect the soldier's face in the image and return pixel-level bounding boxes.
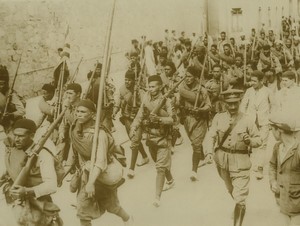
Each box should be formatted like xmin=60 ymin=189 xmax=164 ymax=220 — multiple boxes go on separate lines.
xmin=65 ymin=90 xmax=80 ymax=104
xmin=164 ymin=66 xmax=173 ymax=77
xmin=13 ymin=128 xmax=33 ymax=150
xmin=235 ymin=57 xmax=242 ymax=66
xmin=159 ymin=56 xmax=166 ymax=65
xmin=226 ymin=102 xmax=239 ymax=115
xmin=286 ymin=40 xmax=292 ymax=48
xmin=0 ymin=80 xmax=5 ymax=92
xmin=250 ymin=76 xmax=261 ymax=89
xmin=42 ymin=90 xmax=54 ymax=101
xmin=148 ymin=81 xmax=161 ymax=96
xmin=211 ymin=46 xmax=217 ymax=54
xmin=185 ymin=72 xmax=195 ymax=85
xmin=275 ymin=43 xmax=281 ymax=51
xmin=224 ymin=46 xmax=230 ymax=55
xmin=125 ymin=78 xmax=134 ymax=89
xmin=271 ymin=126 xmax=281 ymax=141
xmin=212 ymin=67 xmax=221 ymax=80
xmin=221 ymin=33 xmax=226 ymax=40
xmin=130 ymin=56 xmax=137 ymax=62
xmin=76 ymin=106 xmax=94 ymax=124
xmin=281 ymin=77 xmax=294 ymax=88
xmin=263 ymin=49 xmax=270 ymax=57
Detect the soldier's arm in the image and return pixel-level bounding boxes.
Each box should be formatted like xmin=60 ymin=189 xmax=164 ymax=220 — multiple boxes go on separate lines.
xmin=269 ymin=144 xmax=278 ymax=185
xmin=28 ymin=149 xmax=57 ymax=198
xmin=257 ymin=59 xmax=263 ymax=71
xmin=203 ymin=114 xmax=218 ymax=155
xmin=113 ymin=90 xmax=122 ymax=116
xmin=131 ymin=98 xmax=145 ymax=130
xmin=247 ymin=118 xmax=262 ymax=148
xmin=38 ymin=98 xmax=54 ymax=116
xmin=159 ymin=98 xmax=175 ymax=125
xmin=239 ymin=89 xmax=249 ymax=114
xmin=178 ymin=85 xmax=197 ymax=104
xmin=200 ymin=89 xmax=212 ymax=111
xmin=11 ymin=93 xmax=25 ymax=118
xmin=274 ymin=57 xmax=282 ymax=74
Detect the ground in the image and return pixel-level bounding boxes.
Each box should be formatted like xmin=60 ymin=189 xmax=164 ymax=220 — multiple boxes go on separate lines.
xmin=0 ymin=71 xmax=285 ymax=226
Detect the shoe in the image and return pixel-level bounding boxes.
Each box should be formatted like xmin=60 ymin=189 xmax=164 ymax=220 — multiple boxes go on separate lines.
xmin=162 ymin=179 xmax=175 ymax=191
xmin=152 ymin=198 xmax=160 ymax=207
xmin=175 ymin=136 xmax=183 ymax=146
xmin=136 ymin=157 xmax=149 ymax=167
xmin=190 ymin=171 xmax=198 ymax=181
xmin=124 ymin=215 xmax=134 ymax=226
xmin=127 ymin=169 xmax=135 ymax=179
xmin=255 ymin=167 xmax=263 ymax=180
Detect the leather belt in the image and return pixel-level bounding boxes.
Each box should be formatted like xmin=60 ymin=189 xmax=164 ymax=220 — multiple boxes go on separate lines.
xmin=219 ymin=146 xmax=248 ymax=154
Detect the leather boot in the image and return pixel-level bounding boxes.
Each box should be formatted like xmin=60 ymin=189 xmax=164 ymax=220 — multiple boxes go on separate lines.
xmin=233 ymin=204 xmax=246 ymax=226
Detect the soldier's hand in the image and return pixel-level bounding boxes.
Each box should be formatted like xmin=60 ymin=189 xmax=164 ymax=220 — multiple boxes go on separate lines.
xmin=149 ymin=114 xmax=160 ymax=123
xmin=242 ymin=133 xmax=251 ymax=145
xmin=10 ymin=185 xmax=26 ymax=199
xmin=85 ymin=182 xmax=95 ymax=198
xmin=270 ymin=181 xmax=279 ymax=194
xmin=130 ymin=127 xmax=137 ymax=138
xmin=205 ymin=153 xmax=213 ymax=164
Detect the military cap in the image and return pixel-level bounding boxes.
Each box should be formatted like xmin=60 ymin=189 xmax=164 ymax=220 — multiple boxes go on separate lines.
xmin=66 ymin=83 xmax=82 ymax=93
xmin=269 ymin=112 xmax=300 ymax=132
xmin=282 ymin=70 xmax=295 ymax=80
xmin=148 ymin=75 xmax=162 ymax=84
xmin=131 ymin=39 xmax=138 ymax=44
xmin=77 ymin=99 xmax=96 ymax=112
xmin=42 ymin=83 xmax=55 ymax=93
xmin=125 ymin=70 xmax=135 ymax=80
xmin=186 ymin=66 xmax=200 ymax=77
xmin=262 ymin=44 xmax=271 ymax=50
xmin=220 ymin=89 xmax=244 ymax=103
xmin=13 ymin=119 xmax=37 ymax=133
xmin=0 ymin=65 xmax=9 ymax=82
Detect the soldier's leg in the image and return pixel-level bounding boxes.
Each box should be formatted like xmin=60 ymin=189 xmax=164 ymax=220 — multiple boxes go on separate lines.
xmin=155 ymin=167 xmax=166 ymax=205
xmin=230 ymin=170 xmax=250 ymax=226
xmin=128 ymin=127 xmax=143 ymax=178
xmin=216 ymin=165 xmax=234 ymax=196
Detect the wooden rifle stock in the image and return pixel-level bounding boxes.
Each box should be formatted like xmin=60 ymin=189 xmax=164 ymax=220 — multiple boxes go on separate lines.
xmin=13 ymin=107 xmax=67 ymax=187
xmin=150 ymin=75 xmax=186 ymax=115
xmin=194 ymin=54 xmax=208 ymax=109
xmin=1 ymin=53 xmax=22 ymax=122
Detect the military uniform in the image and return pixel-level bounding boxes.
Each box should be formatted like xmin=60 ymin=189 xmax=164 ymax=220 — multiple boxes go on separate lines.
xmin=179 ymin=74 xmax=211 ymax=179
xmin=131 ymin=75 xmax=175 ymax=206
xmin=257 ymin=51 xmax=282 ymax=74
xmin=203 ymin=89 xmax=262 ymax=226
xmin=114 ymin=71 xmax=148 ymax=175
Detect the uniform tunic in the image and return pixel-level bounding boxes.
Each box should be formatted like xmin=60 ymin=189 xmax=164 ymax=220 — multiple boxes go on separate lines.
xmin=203 ymin=112 xmax=261 ymax=205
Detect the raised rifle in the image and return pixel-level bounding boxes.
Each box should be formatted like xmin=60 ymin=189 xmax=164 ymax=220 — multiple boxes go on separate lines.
xmin=243 ymin=44 xmax=247 ymax=86
xmin=69 ymin=57 xmax=83 ymax=83
xmin=194 ymin=54 xmax=208 ymax=109
xmin=12 ymin=107 xmax=67 ymax=187
xmin=150 ymin=75 xmax=186 ymax=116
xmin=53 ymin=60 xmax=66 ymax=120
xmin=82 ymin=62 xmax=98 ymax=99
xmin=0 ymin=53 xmax=22 ymax=122
xmin=251 ymin=34 xmax=256 ymax=61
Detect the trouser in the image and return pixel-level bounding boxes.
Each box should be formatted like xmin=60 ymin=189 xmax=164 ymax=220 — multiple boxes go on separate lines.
xmin=183 ymin=117 xmax=207 ymax=172
xmin=124 ymin=117 xmax=148 ymax=170
xmin=216 ymin=165 xmax=250 ymax=205
xmin=251 ymin=125 xmax=269 ymax=169
xmin=281 ymin=213 xmax=300 ymax=226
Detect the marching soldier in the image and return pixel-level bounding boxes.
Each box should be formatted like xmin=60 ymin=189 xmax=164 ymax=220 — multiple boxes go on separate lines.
xmin=113 ymin=70 xmax=149 ymax=179
xmin=219 ymin=43 xmax=235 ymax=71
xmin=203 ymin=89 xmax=262 ymax=226
xmin=227 ymin=53 xmax=247 ymax=90
xmin=2 ymin=119 xmax=62 ymax=226
xmin=130 ymin=75 xmax=176 ymax=207
xmin=179 ymin=66 xmax=211 ymax=181
xmin=69 ymin=100 xmax=133 ymax=226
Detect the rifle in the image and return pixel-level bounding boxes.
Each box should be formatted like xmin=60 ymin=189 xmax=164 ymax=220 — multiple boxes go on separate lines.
xmin=1 ymin=53 xmax=22 ymax=122
xmin=89 ymin=0 xmax=116 ymax=182
xmin=194 ymin=54 xmax=208 ymax=109
xmin=12 ymin=107 xmax=67 ymax=187
xmin=82 ymin=62 xmax=99 ymax=99
xmin=251 ymin=34 xmax=256 ymax=61
xmin=69 ymin=57 xmax=83 ymax=83
xmin=54 ymin=60 xmax=66 ymax=120
xmin=150 ymin=75 xmax=186 ymax=116
xmin=243 ymin=45 xmax=247 ymax=86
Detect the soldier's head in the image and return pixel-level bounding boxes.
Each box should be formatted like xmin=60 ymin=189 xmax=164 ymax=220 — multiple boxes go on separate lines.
xmin=220 ymin=31 xmax=226 ymax=41
xmin=223 ymin=44 xmax=231 ymax=55
xmin=235 ymin=53 xmax=243 ymax=67
xmin=184 ymin=39 xmax=192 ymax=52
xmin=130 ymin=52 xmax=138 ymax=63
xmin=274 ymin=40 xmax=282 ymax=51
xmin=65 ymin=83 xmax=82 ymax=105
xmin=41 ymin=83 xmax=55 ymax=101
xmin=229 ymin=37 xmax=235 ymax=45
xmin=13 ymin=119 xmax=36 ymax=150
xmin=0 ymin=65 xmax=9 ymax=95
xmin=148 ymin=75 xmax=162 ymax=97
xmin=262 ymin=67 xmax=276 ymax=83
xmin=291 ymin=29 xmax=296 ymax=36
xmin=124 ymin=70 xmax=135 ymax=89
xmin=164 ymin=61 xmax=176 ymax=78
xmin=294 ymin=37 xmax=300 ymax=46
xmin=286 ymin=38 xmax=292 ymax=48
xmin=284 ymin=30 xmax=290 ymax=39
xmin=269 ymin=112 xmax=300 ymax=141
xmin=185 ymin=66 xmax=199 ymax=85
xmin=131 ymin=39 xmax=139 ymax=48
xmin=76 ymin=99 xmax=96 ymax=124
xmin=262 ymin=45 xmax=271 ymax=57
xmin=211 ymin=44 xmax=217 ymax=54
xmin=212 ymin=64 xmax=222 ymax=80
xmin=221 ymin=89 xmax=243 ymax=115
xmin=250 ymin=70 xmax=264 ymax=90
xmin=158 ymin=52 xmax=167 ymax=65
xmin=281 ymin=71 xmax=296 ymax=88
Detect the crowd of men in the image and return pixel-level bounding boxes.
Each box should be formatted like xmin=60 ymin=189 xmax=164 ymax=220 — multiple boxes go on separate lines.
xmin=0 ymin=17 xmax=300 ymax=226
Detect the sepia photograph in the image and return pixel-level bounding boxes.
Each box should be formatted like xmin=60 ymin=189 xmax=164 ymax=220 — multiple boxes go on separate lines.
xmin=0 ymin=0 xmax=300 ymax=225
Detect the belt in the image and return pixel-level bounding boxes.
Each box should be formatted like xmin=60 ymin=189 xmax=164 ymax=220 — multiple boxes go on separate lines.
xmin=219 ymin=146 xmax=249 ymax=154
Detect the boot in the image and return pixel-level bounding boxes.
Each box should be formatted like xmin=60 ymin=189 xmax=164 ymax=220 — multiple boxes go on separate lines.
xmin=233 ymin=204 xmax=245 ymax=226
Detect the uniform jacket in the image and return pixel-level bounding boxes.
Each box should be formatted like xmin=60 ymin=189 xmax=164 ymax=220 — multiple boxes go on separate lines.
xmin=269 ymin=142 xmax=300 ymax=216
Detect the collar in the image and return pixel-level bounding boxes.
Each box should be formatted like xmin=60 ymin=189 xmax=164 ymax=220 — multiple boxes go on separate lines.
xmin=150 ymin=92 xmax=162 ymax=101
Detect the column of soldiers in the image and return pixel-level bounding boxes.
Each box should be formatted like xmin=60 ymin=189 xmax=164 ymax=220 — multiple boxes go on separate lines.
xmin=1 ymin=24 xmax=300 ymax=226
